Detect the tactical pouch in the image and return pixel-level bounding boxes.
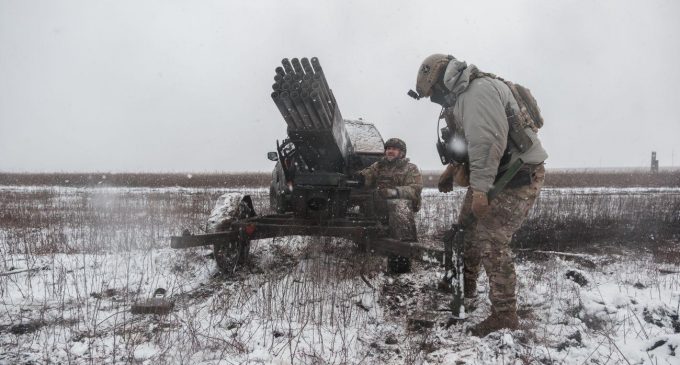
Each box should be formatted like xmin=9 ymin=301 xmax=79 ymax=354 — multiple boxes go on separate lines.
xmin=508 ymin=122 xmax=533 ymax=153
xmin=504 ymin=168 xmax=532 ymax=189
xmin=506 ymin=104 xmax=533 ymax=153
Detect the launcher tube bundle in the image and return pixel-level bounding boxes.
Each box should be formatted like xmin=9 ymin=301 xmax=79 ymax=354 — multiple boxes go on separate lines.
xmin=271 ymin=57 xmax=338 ymax=131
xmin=270 ymin=57 xmax=349 ymax=173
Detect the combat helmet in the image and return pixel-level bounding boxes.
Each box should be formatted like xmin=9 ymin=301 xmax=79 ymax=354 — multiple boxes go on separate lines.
xmin=415 ymin=54 xmax=454 ymax=97
xmin=384 ymin=138 xmax=407 ymax=155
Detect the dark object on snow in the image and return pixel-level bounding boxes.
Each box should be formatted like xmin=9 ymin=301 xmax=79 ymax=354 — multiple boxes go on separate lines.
xmin=565 ymin=270 xmax=588 ymax=286
xmin=6 ymin=320 xmax=44 ymax=335
xmin=0 ymin=266 xmax=49 ymax=277
xmin=407 ymin=315 xmax=436 ymax=331
xmin=557 ymin=330 xmax=583 ymax=351
xmin=385 ymin=335 xmax=399 ymax=345
xmin=131 ymin=288 xmax=174 ymax=315
xmin=643 ymin=307 xmax=665 ymax=328
xmin=672 ymin=313 xmax=680 ymax=333
xmin=170 ymin=58 xmax=449 ymax=277
xmin=647 ymin=339 xmax=667 ymax=352
xmin=90 ymin=288 xmax=119 ymax=299
xmin=130 ymin=298 xmax=174 ymax=315
xmin=387 ymin=255 xmax=412 ymax=274
xmin=642 ymin=306 xmax=680 ymax=331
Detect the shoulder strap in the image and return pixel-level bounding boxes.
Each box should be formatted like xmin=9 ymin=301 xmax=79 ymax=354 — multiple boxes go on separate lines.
xmin=469 ymin=70 xmax=540 ymax=132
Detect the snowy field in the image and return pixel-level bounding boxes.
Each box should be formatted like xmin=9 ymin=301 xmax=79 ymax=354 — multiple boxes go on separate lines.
xmin=0 ymin=186 xmax=679 ymax=364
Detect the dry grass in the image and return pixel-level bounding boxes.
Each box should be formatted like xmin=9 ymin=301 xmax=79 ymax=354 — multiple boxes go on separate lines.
xmin=0 ymin=172 xmax=271 ymax=188
xmin=514 ymin=188 xmax=680 ymax=250
xmin=541 ymin=169 xmax=680 ymax=188
xmin=0 ymin=187 xmax=267 ymax=255
xmin=1 ymin=185 xmax=678 ymax=364
xmin=2 ymin=169 xmax=679 ymax=188
xmin=1 ymin=186 xmax=678 ymax=256
xmin=422 ymin=169 xmax=680 ymax=188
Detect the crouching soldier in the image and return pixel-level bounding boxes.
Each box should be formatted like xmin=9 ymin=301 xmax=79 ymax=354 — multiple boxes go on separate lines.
xmin=359 ymin=138 xmax=423 ymax=273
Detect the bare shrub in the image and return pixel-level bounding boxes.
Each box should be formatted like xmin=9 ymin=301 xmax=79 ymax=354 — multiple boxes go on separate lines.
xmin=0 ymin=172 xmax=271 ymax=188
xmin=421 ymin=168 xmax=680 ymax=188
xmin=1 ymin=183 xmax=679 ymax=364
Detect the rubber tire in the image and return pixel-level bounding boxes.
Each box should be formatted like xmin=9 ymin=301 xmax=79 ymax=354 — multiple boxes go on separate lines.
xmin=214 ymin=238 xmax=250 ymax=276
xmin=211 ymin=196 xmax=254 ymax=276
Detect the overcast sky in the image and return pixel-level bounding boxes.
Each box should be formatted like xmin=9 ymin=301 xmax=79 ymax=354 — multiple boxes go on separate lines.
xmin=1 ymin=0 xmax=679 ymax=172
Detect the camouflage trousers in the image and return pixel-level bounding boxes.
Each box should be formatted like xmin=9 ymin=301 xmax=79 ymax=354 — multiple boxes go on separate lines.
xmin=459 ymin=164 xmax=545 ymax=314
xmin=386 ymin=199 xmax=418 ymax=241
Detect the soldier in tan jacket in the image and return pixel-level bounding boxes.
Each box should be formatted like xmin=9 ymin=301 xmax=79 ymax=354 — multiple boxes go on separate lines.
xmin=359 ymin=138 xmax=423 ymax=273
xmin=413 ymin=54 xmax=548 ymax=336
xmin=360 ymin=138 xmax=423 ymax=213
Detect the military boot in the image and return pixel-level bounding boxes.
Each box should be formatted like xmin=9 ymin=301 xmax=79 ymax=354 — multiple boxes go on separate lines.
xmin=469 ymin=311 xmax=519 ymax=337
xmin=463 ymin=280 xmax=477 ymax=298
xmin=462 ymin=275 xmax=479 ymax=312
xmin=463 ymin=276 xmax=477 ymax=298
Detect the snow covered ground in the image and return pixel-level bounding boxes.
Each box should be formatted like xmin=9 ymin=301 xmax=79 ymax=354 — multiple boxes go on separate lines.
xmin=1 ymin=186 xmax=678 ymax=364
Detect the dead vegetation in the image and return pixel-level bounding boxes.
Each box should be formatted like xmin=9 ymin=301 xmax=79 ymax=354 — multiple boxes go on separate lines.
xmin=2 ymin=169 xmax=679 ymax=188
xmin=0 ymin=183 xmax=678 ymax=364
xmin=423 ymin=168 xmax=680 ymax=188
xmin=0 ymin=172 xmax=271 ymax=188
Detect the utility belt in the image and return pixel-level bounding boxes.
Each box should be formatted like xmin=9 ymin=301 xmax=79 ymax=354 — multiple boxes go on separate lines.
xmin=494 ymin=162 xmax=542 ymax=189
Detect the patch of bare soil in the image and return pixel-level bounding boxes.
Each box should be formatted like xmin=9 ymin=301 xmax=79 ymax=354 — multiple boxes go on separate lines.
xmin=379 ymin=262 xmax=453 ymax=331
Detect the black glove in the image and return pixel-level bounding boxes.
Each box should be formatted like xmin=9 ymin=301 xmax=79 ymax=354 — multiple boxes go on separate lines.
xmin=352 ymin=174 xmax=365 ymax=187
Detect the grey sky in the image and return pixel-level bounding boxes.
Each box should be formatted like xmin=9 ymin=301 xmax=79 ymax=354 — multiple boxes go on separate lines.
xmin=1 ymin=0 xmax=679 ymax=172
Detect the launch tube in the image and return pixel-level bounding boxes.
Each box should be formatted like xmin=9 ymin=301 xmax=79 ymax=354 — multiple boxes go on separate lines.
xmin=300 ymin=90 xmax=323 ymax=129
xmin=279 ymin=91 xmax=303 ymax=130
xmin=310 ymin=58 xmax=334 ymax=108
xmin=271 ymin=92 xmax=296 ymax=128
xmin=310 ymin=90 xmax=331 ymax=128
xmin=311 ymin=81 xmax=333 ymax=121
xmin=291 ymin=91 xmax=313 ymax=129
xmin=291 ymin=58 xmax=305 ymax=75
xmin=301 ymin=58 xmax=315 ymax=76
xmin=281 ymin=58 xmax=295 ymax=75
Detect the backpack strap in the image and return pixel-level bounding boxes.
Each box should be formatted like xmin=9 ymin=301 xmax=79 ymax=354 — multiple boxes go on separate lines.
xmin=470 ymin=70 xmax=540 ymax=132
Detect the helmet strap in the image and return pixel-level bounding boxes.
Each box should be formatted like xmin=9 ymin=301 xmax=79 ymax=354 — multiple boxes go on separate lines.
xmin=430 ymin=83 xmax=456 ymax=107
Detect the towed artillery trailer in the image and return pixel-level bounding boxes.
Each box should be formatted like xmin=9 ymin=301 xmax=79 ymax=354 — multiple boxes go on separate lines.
xmin=170 ymin=58 xmax=446 ymax=275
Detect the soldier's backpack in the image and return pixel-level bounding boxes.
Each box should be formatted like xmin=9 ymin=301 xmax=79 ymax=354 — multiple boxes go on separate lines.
xmin=471 ymin=71 xmax=544 ymax=132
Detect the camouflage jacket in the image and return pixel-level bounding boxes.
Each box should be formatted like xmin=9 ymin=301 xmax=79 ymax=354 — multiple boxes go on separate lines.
xmin=360 ymin=157 xmax=423 ymax=211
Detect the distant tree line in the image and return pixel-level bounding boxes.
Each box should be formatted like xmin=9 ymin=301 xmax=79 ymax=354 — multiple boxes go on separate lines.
xmin=0 ymin=169 xmax=678 ymax=188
